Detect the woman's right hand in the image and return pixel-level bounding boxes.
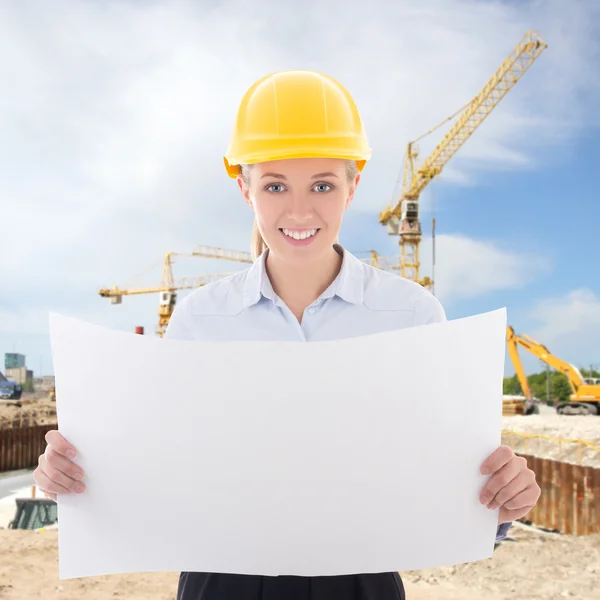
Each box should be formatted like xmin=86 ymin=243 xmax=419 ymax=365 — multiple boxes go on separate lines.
xmin=33 ymin=430 xmax=86 ymax=501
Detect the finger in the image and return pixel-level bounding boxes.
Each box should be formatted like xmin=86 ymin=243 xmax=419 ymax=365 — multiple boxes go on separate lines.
xmin=480 ymin=456 xmax=524 ymax=504
xmin=487 ymin=472 xmax=530 ymax=509
xmin=37 ymin=454 xmax=85 ymax=494
xmin=480 ymin=445 xmax=513 ymax=475
xmin=45 ymin=430 xmax=77 ymax=459
xmin=499 ymin=505 xmax=535 ymax=522
xmin=502 ymin=486 xmax=539 ymax=511
xmin=44 ymin=446 xmax=85 ymax=481
xmin=33 ymin=464 xmax=73 ymax=495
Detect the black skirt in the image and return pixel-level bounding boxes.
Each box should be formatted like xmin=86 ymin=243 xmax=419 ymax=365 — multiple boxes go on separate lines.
xmin=177 ymin=572 xmax=406 ymax=600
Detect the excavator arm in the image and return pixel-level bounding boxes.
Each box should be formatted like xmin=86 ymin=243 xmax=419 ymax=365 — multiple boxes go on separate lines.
xmin=506 ymin=327 xmax=532 ymax=398
xmin=506 ymin=326 xmax=583 ymax=393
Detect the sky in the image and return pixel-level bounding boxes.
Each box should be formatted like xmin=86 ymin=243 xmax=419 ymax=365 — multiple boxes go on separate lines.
xmin=1 ymin=0 xmax=599 ymax=380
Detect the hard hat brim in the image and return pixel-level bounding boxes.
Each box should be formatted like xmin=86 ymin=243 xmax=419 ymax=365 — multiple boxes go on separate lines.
xmin=224 ymin=148 xmax=371 ymax=178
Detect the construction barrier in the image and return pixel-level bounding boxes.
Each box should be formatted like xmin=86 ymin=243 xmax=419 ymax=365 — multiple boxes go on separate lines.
xmin=503 ymin=429 xmax=600 ymax=467
xmin=517 ymin=453 xmax=600 ymax=536
xmin=0 ymin=424 xmax=55 ymax=472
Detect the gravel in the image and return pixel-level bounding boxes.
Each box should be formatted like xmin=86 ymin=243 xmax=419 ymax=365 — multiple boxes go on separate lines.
xmin=501 ymin=412 xmax=600 ymax=467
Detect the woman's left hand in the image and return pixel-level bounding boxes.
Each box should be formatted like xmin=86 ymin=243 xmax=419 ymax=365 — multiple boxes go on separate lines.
xmin=479 ymin=445 xmax=541 ymax=524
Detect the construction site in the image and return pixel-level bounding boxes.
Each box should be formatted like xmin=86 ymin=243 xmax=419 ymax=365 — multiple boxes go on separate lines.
xmin=1 ymin=30 xmax=599 ymax=600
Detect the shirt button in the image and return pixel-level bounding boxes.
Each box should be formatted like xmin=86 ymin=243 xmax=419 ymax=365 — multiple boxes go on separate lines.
xmin=308 ymin=308 xmax=316 ymax=315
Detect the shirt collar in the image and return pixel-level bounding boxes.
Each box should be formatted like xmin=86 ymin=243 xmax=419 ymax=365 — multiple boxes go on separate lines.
xmin=242 ymin=244 xmax=365 ymax=309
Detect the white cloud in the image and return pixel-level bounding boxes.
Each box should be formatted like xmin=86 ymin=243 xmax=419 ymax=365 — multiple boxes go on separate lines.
xmin=0 ymin=307 xmax=46 ymax=336
xmin=419 ymin=233 xmax=549 ymax=302
xmin=1 ymin=0 xmax=599 ymax=369
xmin=528 ymin=289 xmax=600 ymax=366
xmin=504 ymin=289 xmax=600 ymax=378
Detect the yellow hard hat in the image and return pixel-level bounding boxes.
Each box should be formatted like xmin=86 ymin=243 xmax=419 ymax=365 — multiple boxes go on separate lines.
xmin=224 ymin=70 xmax=372 ymax=178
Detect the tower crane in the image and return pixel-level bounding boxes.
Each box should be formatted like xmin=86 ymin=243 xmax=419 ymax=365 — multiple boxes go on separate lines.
xmin=506 ymin=326 xmax=600 ymax=416
xmin=99 ymin=246 xmax=254 ymax=337
xmin=379 ymin=30 xmax=547 ymax=289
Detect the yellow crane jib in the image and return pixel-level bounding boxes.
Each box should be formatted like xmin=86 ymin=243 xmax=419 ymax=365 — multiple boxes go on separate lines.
xmin=379 ymin=30 xmax=547 ymax=288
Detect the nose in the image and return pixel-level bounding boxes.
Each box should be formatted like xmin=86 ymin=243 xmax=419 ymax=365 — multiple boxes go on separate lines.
xmin=286 ymin=192 xmax=314 ymax=223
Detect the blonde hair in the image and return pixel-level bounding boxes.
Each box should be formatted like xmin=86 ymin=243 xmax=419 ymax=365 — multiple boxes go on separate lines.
xmin=241 ymin=160 xmax=360 ymax=260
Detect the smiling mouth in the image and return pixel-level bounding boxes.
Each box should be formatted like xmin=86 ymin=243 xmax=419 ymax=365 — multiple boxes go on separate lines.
xmin=279 ymin=228 xmax=320 ymax=240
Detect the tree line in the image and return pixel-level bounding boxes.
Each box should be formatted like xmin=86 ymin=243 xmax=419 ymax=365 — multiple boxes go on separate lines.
xmin=503 ymin=368 xmax=600 ymax=404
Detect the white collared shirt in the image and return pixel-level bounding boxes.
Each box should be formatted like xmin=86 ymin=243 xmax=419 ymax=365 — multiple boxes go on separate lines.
xmin=165 ymin=246 xmax=446 ymax=342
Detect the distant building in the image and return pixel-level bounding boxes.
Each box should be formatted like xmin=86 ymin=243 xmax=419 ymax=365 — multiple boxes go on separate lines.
xmin=6 ymin=366 xmax=33 ymax=386
xmin=5 ymin=353 xmax=26 ymax=370
xmin=0 ymin=371 xmax=6 ymax=382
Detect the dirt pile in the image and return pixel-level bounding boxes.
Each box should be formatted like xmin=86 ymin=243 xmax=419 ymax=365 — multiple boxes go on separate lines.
xmin=401 ymin=523 xmax=600 ymax=599
xmin=502 ymin=413 xmax=600 ymax=467
xmin=0 ymin=395 xmax=57 ymax=429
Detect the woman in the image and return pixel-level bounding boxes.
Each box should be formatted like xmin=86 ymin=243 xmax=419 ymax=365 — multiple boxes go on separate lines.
xmin=34 ymin=70 xmax=540 ymax=600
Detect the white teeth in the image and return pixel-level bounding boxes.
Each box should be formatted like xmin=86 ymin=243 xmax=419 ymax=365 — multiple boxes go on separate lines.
xmin=282 ymin=228 xmax=317 ymax=240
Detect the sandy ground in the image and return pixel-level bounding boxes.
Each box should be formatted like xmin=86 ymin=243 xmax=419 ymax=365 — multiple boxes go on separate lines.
xmin=0 ymin=393 xmax=56 ymax=429
xmin=0 ymin=523 xmax=599 ymax=600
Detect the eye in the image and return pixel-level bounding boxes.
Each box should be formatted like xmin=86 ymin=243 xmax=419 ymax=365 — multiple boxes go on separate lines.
xmin=313 ymin=183 xmax=333 ymax=193
xmin=266 ymin=183 xmax=286 ymax=193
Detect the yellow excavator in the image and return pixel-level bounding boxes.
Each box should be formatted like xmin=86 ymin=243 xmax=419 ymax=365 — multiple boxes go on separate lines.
xmin=506 ymin=326 xmax=600 ymax=416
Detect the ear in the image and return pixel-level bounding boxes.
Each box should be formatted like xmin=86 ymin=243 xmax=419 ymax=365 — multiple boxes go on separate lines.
xmin=344 ymin=174 xmax=361 ymax=210
xmin=237 ymin=176 xmax=254 ymax=211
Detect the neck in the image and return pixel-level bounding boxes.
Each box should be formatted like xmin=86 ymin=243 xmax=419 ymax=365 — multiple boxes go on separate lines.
xmin=265 ymin=246 xmax=343 ymax=320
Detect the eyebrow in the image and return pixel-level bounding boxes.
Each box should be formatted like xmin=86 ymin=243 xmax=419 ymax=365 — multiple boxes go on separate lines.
xmin=260 ymin=171 xmax=340 ymax=180
xmin=260 ymin=172 xmax=288 ymax=180
xmin=311 ymin=172 xmax=340 ymax=179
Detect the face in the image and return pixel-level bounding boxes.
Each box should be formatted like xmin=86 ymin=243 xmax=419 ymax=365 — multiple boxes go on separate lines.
xmin=238 ymin=157 xmax=359 ymax=263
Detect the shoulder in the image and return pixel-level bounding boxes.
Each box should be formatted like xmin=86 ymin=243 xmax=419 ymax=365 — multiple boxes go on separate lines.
xmin=164 ymin=269 xmax=250 ymax=340
xmin=360 ymin=262 xmax=447 ymax=325
xmin=179 ymin=269 xmax=250 ymax=316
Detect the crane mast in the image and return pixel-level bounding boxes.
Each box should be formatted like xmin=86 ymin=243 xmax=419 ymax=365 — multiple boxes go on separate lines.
xmin=379 ymin=30 xmax=547 ymax=288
